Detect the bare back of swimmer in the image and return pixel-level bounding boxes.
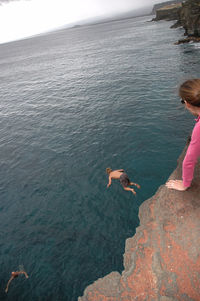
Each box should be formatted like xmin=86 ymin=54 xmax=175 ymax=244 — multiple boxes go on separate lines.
xmin=106 ymin=168 xmax=140 ymax=195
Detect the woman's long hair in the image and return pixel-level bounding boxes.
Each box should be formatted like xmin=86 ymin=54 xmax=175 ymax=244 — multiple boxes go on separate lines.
xmin=179 ymin=79 xmax=200 ymax=107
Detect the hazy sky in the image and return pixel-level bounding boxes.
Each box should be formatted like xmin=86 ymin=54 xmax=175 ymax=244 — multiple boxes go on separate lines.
xmin=0 ymin=0 xmax=167 ymax=44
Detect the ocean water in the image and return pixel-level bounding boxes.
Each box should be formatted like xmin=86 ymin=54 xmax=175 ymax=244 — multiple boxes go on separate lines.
xmin=0 ymin=15 xmax=200 ymax=300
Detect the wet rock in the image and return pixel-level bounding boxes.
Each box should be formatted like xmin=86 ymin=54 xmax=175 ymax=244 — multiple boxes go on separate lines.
xmin=174 ymin=36 xmax=200 ymax=44
xmin=78 ymin=272 xmax=121 ymax=301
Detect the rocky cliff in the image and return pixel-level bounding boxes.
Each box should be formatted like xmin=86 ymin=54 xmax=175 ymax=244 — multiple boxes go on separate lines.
xmin=151 ymin=0 xmax=183 ymax=15
xmin=152 ymin=0 xmax=200 ymax=43
xmin=176 ymin=0 xmax=200 ymax=36
xmin=78 ymin=138 xmax=200 ymax=301
xmin=152 ymin=3 xmax=182 ymax=21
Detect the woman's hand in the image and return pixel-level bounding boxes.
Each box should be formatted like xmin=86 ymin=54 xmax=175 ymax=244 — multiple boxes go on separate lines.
xmin=165 ymin=180 xmax=188 ymax=191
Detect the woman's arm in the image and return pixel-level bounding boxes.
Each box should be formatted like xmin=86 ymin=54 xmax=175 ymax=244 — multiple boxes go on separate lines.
xmin=166 ymin=122 xmax=200 ymax=191
xmin=182 ymin=123 xmax=200 ymax=187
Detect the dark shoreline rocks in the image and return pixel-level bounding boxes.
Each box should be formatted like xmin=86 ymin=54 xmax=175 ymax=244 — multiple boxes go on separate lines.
xmin=153 ymin=0 xmax=200 ymax=44
xmin=151 ymin=0 xmax=183 ymax=15
xmin=79 ymin=139 xmax=200 ymax=300
xmin=179 ymin=0 xmax=200 ymax=37
xmin=152 ymin=3 xmax=182 ymax=21
xmin=174 ymin=36 xmax=200 ymax=44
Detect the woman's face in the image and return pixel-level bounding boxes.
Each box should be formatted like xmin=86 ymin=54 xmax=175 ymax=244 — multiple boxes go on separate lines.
xmin=185 ymin=102 xmax=199 ymax=116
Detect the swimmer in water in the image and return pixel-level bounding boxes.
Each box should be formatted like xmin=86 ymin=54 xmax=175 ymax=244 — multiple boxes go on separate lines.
xmin=106 ymin=168 xmax=140 ymax=195
xmin=5 ymin=270 xmax=29 ymax=293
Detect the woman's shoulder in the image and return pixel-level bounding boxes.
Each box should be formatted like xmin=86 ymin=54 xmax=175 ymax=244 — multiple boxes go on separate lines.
xmin=194 ymin=119 xmax=200 ymax=130
xmin=191 ymin=120 xmax=200 ymax=139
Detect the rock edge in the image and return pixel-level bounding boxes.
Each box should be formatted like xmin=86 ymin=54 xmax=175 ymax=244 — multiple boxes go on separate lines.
xmin=79 ymin=138 xmax=200 ymax=300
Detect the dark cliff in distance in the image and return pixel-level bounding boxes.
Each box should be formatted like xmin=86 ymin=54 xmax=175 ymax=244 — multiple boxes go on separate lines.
xmin=173 ymin=0 xmax=200 ymax=37
xmin=153 ymin=0 xmax=200 ymax=43
xmin=152 ymin=3 xmax=182 ymax=21
xmin=79 ymin=139 xmax=200 ymax=300
xmin=151 ymin=0 xmax=183 ymax=15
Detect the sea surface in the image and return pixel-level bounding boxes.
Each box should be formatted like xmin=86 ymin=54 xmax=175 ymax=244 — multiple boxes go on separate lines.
xmin=0 ymin=15 xmax=200 ymax=300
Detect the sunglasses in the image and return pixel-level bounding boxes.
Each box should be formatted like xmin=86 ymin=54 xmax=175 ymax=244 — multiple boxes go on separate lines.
xmin=181 ymin=98 xmax=200 ymax=107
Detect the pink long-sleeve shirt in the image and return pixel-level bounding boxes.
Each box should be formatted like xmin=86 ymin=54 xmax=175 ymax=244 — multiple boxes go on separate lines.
xmin=182 ymin=115 xmax=200 ymax=187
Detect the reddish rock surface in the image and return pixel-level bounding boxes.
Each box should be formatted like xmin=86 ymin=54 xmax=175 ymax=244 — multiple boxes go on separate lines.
xmin=79 ymin=141 xmax=200 ymax=301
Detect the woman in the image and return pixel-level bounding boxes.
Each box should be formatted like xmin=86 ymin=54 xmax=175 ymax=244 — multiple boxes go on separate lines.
xmin=166 ymin=79 xmax=200 ymax=191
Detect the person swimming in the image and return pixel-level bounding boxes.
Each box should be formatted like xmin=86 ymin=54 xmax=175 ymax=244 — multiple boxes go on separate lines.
xmin=5 ymin=270 xmax=29 ymax=293
xmin=106 ymin=168 xmax=140 ymax=195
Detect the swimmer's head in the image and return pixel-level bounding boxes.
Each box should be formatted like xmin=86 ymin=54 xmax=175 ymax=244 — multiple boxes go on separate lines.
xmin=11 ymin=272 xmax=18 ymax=278
xmin=106 ymin=168 xmax=112 ymax=174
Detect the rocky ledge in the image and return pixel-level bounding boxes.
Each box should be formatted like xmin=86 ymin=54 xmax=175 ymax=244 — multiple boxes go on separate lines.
xmin=174 ymin=36 xmax=200 ymax=44
xmin=172 ymin=0 xmax=200 ymax=36
xmin=153 ymin=0 xmax=200 ymax=44
xmin=152 ymin=3 xmax=182 ymax=21
xmin=79 ymin=138 xmax=200 ymax=300
xmin=151 ymin=0 xmax=183 ymax=15
xmin=173 ymin=0 xmax=200 ymax=43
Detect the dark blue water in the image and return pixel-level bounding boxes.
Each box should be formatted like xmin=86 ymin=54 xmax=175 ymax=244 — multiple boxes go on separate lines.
xmin=0 ymin=15 xmax=200 ymax=300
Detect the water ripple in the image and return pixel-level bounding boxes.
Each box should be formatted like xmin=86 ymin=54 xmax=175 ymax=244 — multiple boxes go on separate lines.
xmin=0 ymin=15 xmax=199 ymax=301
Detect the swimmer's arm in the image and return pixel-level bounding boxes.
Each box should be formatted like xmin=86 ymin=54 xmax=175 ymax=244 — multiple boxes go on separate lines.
xmin=116 ymin=169 xmax=124 ymax=172
xmin=21 ymin=271 xmax=29 ymax=278
xmin=5 ymin=277 xmax=14 ymax=293
xmin=107 ymin=176 xmax=112 ymax=188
